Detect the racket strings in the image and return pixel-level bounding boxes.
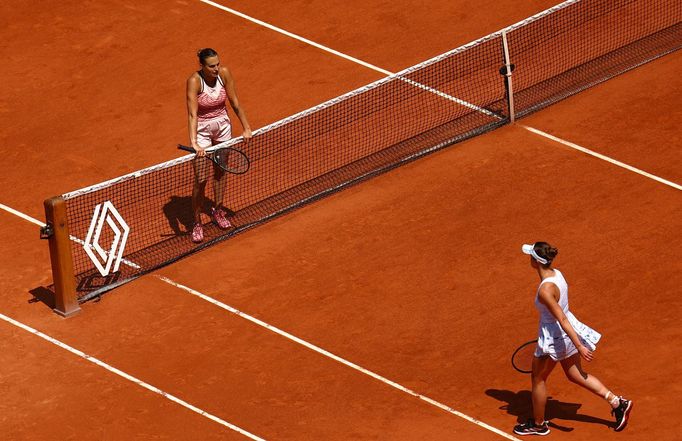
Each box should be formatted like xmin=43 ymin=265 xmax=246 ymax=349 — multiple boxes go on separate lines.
xmin=214 ymin=148 xmax=250 ymax=174
xmin=512 ymin=340 xmax=536 ymax=374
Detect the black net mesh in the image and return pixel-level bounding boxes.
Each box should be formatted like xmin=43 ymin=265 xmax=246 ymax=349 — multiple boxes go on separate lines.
xmin=508 ymin=0 xmax=681 ymax=117
xmin=52 ymin=0 xmax=680 ymax=301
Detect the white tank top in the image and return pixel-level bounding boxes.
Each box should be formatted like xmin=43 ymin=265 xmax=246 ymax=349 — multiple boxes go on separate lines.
xmin=534 ymin=269 xmax=569 ymax=324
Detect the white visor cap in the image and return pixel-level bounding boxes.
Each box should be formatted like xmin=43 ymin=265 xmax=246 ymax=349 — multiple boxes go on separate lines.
xmin=521 ymin=243 xmax=548 ymax=265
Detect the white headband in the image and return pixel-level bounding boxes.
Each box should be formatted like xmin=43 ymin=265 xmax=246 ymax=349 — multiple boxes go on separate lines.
xmin=521 ymin=243 xmax=548 ymax=265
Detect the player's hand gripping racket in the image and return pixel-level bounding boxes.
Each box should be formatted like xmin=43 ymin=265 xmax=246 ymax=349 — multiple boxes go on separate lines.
xmin=178 ymin=144 xmax=250 ymax=174
xmin=511 ymin=340 xmax=536 ymax=374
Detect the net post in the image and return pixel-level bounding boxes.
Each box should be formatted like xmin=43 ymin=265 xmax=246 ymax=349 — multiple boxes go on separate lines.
xmin=500 ymin=30 xmax=516 ymax=123
xmin=43 ymin=196 xmax=81 ymax=317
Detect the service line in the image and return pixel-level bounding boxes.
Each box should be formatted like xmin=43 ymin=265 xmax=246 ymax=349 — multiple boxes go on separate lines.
xmin=158 ymin=276 xmax=522 ymax=441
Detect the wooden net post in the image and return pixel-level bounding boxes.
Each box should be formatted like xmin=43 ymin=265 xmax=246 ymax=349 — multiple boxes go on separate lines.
xmin=43 ymin=197 xmax=81 ymax=317
xmin=500 ymin=30 xmax=516 ymax=123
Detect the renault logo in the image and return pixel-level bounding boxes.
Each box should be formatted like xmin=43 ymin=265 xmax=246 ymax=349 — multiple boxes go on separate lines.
xmin=83 ymin=201 xmax=130 ymax=277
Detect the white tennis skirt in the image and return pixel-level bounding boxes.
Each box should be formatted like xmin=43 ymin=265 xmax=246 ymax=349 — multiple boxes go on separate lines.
xmin=534 ymin=312 xmax=601 ymax=361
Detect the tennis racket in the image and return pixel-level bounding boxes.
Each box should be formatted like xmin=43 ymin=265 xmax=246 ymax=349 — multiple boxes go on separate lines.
xmin=511 ymin=339 xmax=537 ymax=374
xmin=178 ymin=144 xmax=250 ymax=174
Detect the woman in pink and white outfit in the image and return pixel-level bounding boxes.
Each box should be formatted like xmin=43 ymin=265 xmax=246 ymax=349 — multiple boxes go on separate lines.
xmin=186 ymin=48 xmax=252 ymax=243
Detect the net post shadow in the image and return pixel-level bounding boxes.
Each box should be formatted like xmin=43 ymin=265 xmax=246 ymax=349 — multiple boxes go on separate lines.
xmin=28 ymin=286 xmax=56 ymax=311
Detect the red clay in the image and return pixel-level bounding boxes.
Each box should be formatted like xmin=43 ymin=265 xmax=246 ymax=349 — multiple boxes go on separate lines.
xmin=523 ymin=50 xmax=682 ymax=184
xmin=0 ymin=0 xmax=680 ymax=440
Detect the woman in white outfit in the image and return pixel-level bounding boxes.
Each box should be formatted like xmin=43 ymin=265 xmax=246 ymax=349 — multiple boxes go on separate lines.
xmin=513 ymin=242 xmax=632 ymax=436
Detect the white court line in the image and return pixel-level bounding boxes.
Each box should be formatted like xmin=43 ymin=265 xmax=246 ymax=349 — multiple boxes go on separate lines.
xmin=0 ymin=206 xmax=259 ymax=438
xmin=158 ymin=276 xmax=522 ymax=441
xmin=522 ymin=125 xmax=682 ymax=191
xmin=3 ymin=3 xmax=673 ymax=437
xmin=0 ymin=203 xmax=45 ymax=226
xmin=200 ymin=0 xmax=493 ymax=116
xmin=2 ymin=201 xmax=519 ymax=439
xmin=1 ymin=201 xmax=518 ymax=439
xmin=0 ymin=203 xmax=141 ymax=270
xmin=0 ymin=311 xmax=266 ymax=441
xmin=200 ymin=0 xmax=392 ymax=75
xmin=200 ymin=0 xmax=681 ymax=192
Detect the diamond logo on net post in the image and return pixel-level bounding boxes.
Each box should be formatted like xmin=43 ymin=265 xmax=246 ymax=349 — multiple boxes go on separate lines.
xmin=83 ymin=201 xmax=130 ymax=277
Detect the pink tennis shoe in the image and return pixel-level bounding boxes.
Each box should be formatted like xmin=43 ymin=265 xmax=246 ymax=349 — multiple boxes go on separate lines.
xmin=191 ymin=222 xmax=204 ymax=243
xmin=211 ymin=207 xmax=232 ymax=229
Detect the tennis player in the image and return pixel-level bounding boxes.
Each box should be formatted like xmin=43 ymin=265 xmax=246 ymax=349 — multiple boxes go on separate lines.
xmin=187 ymin=48 xmax=252 ymax=243
xmin=513 ymin=242 xmax=632 ymax=436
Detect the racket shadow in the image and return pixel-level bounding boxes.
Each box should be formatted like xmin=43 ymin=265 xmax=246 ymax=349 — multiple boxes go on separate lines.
xmin=485 ymin=389 xmax=615 ymax=430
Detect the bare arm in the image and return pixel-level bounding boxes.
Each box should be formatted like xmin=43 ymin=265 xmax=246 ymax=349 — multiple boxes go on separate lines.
xmin=538 ymin=283 xmax=594 ymax=362
xmin=186 ymin=74 xmax=206 ymax=156
xmin=220 ymin=67 xmax=252 ymax=139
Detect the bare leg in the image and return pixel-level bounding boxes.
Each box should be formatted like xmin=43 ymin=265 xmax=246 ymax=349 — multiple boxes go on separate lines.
xmin=560 ymin=354 xmax=613 ymax=405
xmin=560 ymin=353 xmax=634 ymax=431
xmin=213 ymin=165 xmax=226 ymax=210
xmin=207 ymin=161 xmax=232 ymax=229
xmin=192 ymin=179 xmax=207 ymax=223
xmin=531 ymin=355 xmax=556 ymax=423
xmin=191 ymin=154 xmax=212 ymax=225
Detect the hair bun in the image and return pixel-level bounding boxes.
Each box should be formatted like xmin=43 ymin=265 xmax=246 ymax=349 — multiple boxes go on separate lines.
xmin=547 ymin=247 xmax=559 ymax=259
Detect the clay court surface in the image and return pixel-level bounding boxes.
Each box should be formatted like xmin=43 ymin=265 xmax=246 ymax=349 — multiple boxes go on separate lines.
xmin=1 ymin=1 xmax=681 ymax=440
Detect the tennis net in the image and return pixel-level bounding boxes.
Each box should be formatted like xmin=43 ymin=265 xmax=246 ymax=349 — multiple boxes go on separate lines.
xmin=43 ymin=0 xmax=681 ymax=312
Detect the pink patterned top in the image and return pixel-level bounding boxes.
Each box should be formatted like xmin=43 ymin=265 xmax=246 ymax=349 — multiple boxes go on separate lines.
xmin=197 ymin=72 xmax=228 ymax=121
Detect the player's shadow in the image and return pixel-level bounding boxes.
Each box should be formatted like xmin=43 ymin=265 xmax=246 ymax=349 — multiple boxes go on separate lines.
xmin=162 ymin=196 xmax=195 ymax=236
xmin=162 ymin=195 xmax=236 ymax=237
xmin=485 ymin=389 xmax=614 ymax=432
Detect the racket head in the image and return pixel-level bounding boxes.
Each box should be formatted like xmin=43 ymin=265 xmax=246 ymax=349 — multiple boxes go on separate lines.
xmin=213 ymin=147 xmax=250 ymax=174
xmin=511 ymin=340 xmax=537 ymax=374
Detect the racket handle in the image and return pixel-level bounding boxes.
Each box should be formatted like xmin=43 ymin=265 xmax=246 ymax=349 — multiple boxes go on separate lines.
xmin=177 ymin=144 xmax=197 ymax=153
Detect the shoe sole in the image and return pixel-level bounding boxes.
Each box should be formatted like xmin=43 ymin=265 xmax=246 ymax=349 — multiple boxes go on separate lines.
xmin=513 ymin=427 xmax=550 ymax=436
xmin=513 ymin=430 xmax=550 ymax=436
xmin=614 ymin=401 xmax=633 ymax=432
